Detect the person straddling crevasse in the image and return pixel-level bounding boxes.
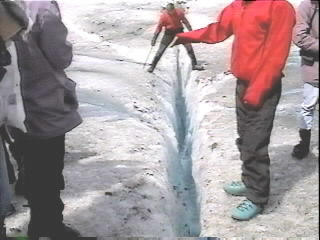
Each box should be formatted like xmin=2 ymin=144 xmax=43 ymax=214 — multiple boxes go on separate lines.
xmin=147 ymin=2 xmax=204 ymax=73
xmin=292 ymin=0 xmax=319 ymax=160
xmin=172 ymin=0 xmax=295 ymax=220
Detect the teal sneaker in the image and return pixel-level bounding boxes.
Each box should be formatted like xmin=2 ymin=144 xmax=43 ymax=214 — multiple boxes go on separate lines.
xmin=223 ymin=181 xmax=247 ymax=196
xmin=231 ymin=199 xmax=263 ymax=221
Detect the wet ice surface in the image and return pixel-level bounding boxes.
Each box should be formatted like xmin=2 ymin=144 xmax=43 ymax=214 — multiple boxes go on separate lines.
xmin=6 ymin=0 xmax=318 ymax=238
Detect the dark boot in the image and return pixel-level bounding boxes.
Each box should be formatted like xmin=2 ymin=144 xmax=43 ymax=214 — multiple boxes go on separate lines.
xmin=28 ymin=222 xmax=80 ymax=240
xmin=192 ymin=64 xmax=205 ymax=71
xmin=185 ymin=45 xmax=204 ymax=71
xmin=27 ymin=192 xmax=67 ymax=239
xmin=147 ymin=56 xmax=160 ymax=73
xmin=292 ymin=129 xmax=311 ymax=159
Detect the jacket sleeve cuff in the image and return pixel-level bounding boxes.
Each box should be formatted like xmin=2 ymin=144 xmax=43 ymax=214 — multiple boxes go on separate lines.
xmin=174 ymin=32 xmax=193 ymax=45
xmin=243 ymin=86 xmax=264 ymax=108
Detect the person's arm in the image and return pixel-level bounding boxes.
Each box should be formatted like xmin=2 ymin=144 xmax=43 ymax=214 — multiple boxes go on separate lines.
xmin=181 ymin=13 xmax=192 ymax=31
xmin=293 ymin=0 xmax=318 ymax=54
xmin=39 ymin=5 xmax=73 ymax=70
xmin=173 ymin=2 xmax=234 ymax=45
xmin=243 ymin=1 xmax=296 ymax=108
xmin=151 ymin=15 xmax=164 ymax=46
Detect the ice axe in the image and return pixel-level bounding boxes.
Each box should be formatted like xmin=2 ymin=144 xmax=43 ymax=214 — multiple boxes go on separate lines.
xmin=143 ymin=45 xmax=154 ymax=69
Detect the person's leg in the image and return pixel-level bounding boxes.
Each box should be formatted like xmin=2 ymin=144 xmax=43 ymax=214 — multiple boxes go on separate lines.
xmin=21 ymin=134 xmax=78 ymax=238
xmin=148 ymin=33 xmax=175 ymax=73
xmin=0 ymin=127 xmax=16 ymax=184
xmin=0 ymin=135 xmax=11 ymax=238
xmin=223 ymin=80 xmax=249 ymax=197
xmin=9 ymin=134 xmax=25 ymax=196
xmin=183 ymin=43 xmax=204 ymax=70
xmin=227 ymin=80 xmax=281 ymax=220
xmin=235 ymin=80 xmax=248 ymax=152
xmin=0 ymin=216 xmax=6 ymax=239
xmin=3 ymin=144 xmax=15 ymax=185
xmin=292 ymin=83 xmax=319 ymax=159
xmin=241 ymin=83 xmax=281 ymax=205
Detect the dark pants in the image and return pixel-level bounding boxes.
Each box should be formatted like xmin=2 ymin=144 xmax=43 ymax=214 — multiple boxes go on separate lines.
xmin=236 ymin=79 xmax=282 ymax=205
xmin=17 ymin=134 xmax=66 ymax=232
xmin=0 ymin=127 xmax=16 ymax=184
xmin=151 ymin=29 xmax=198 ymax=70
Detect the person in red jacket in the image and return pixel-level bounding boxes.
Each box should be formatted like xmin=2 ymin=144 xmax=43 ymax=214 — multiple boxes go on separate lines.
xmin=147 ymin=2 xmax=204 ymax=73
xmin=173 ymin=0 xmax=296 ymax=220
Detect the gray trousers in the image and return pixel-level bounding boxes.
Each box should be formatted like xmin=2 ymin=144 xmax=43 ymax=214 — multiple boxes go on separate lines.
xmin=236 ymin=80 xmax=282 ymax=205
xmin=0 ymin=135 xmax=11 ymax=218
xmin=299 ymin=83 xmax=319 ymax=130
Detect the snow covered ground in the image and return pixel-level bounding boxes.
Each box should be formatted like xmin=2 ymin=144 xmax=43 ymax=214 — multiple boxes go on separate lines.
xmin=6 ymin=0 xmax=318 ymax=238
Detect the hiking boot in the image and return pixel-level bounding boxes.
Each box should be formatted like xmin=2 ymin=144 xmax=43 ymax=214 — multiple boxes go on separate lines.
xmin=231 ymin=199 xmax=263 ymax=221
xmin=292 ymin=129 xmax=311 ymax=159
xmin=147 ymin=65 xmax=155 ymax=73
xmin=223 ymin=181 xmax=247 ymax=196
xmin=147 ymin=56 xmax=160 ymax=73
xmin=28 ymin=222 xmax=81 ymax=240
xmin=192 ymin=64 xmax=204 ymax=71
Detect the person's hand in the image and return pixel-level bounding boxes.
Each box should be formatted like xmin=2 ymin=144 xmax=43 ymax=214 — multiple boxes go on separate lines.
xmin=243 ymin=94 xmax=261 ymax=110
xmin=169 ymin=36 xmax=178 ymax=48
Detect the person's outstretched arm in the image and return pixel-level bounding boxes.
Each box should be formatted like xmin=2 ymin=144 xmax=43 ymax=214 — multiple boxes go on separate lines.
xmin=173 ymin=3 xmax=234 ymax=45
xmin=181 ymin=15 xmax=192 ymax=31
xmin=151 ymin=15 xmax=164 ymax=46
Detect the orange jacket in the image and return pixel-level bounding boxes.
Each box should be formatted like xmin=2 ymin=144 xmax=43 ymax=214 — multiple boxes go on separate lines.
xmin=156 ymin=8 xmax=186 ymax=33
xmin=175 ymin=0 xmax=296 ymax=107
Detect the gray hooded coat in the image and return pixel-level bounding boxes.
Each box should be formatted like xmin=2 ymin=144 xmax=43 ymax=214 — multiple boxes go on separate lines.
xmin=1 ymin=0 xmax=82 ymax=138
xmin=293 ymin=0 xmax=319 ymax=87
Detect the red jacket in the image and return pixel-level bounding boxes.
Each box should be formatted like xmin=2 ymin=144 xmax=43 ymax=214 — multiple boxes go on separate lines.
xmin=156 ymin=8 xmax=186 ymax=33
xmin=175 ymin=0 xmax=296 ymax=107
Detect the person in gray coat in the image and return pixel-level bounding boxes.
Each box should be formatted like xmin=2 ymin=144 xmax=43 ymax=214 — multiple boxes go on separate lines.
xmin=292 ymin=0 xmax=319 ymax=159
xmin=4 ymin=1 xmax=82 ymax=239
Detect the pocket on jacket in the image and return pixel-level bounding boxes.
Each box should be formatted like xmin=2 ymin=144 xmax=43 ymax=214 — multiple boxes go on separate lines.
xmin=300 ymin=49 xmax=317 ymax=66
xmin=64 ymin=78 xmax=78 ymax=111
